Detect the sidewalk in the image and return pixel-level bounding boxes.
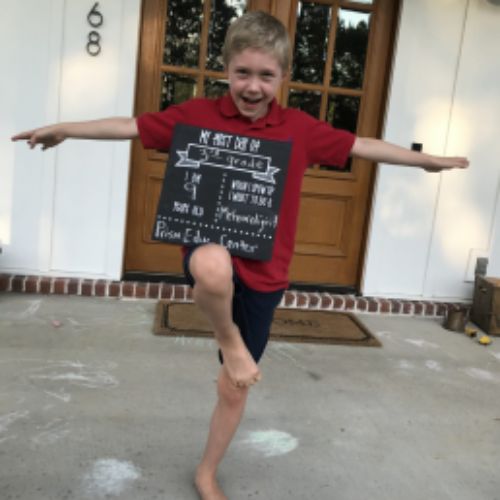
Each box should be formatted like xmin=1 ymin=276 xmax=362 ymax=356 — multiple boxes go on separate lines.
xmin=1 ymin=293 xmax=499 ymax=500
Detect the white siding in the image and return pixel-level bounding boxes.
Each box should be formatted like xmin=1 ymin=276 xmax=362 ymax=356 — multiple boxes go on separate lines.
xmin=1 ymin=0 xmax=141 ymax=279
xmin=362 ymin=0 xmax=500 ymax=300
xmin=2 ymin=0 xmax=499 ymax=297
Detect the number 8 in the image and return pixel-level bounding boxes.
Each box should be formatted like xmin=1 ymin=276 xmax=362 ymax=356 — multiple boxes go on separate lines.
xmin=87 ymin=30 xmax=101 ymax=56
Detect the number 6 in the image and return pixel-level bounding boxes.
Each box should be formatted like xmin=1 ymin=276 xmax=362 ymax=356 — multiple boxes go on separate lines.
xmin=87 ymin=2 xmax=103 ymax=28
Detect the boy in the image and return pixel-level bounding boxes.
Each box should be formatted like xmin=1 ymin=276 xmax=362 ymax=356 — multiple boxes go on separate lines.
xmin=12 ymin=11 xmax=468 ymax=500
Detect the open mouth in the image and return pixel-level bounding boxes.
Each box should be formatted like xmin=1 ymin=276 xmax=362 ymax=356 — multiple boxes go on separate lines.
xmin=242 ymin=96 xmax=262 ymax=105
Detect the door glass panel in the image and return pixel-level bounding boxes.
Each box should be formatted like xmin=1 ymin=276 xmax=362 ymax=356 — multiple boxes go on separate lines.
xmin=160 ymin=73 xmax=197 ymax=110
xmin=204 ymin=78 xmax=229 ymax=98
xmin=292 ymin=2 xmax=332 ymax=84
xmin=287 ymin=89 xmax=322 ymax=119
xmin=206 ymin=0 xmax=247 ymax=71
xmin=331 ymin=9 xmax=371 ymax=89
xmin=164 ymin=0 xmax=204 ymax=67
xmin=327 ymin=94 xmax=361 ymax=134
xmin=319 ymin=94 xmax=360 ymax=171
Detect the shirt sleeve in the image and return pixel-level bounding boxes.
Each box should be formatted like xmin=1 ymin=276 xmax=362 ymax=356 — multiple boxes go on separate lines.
xmin=135 ymin=104 xmax=186 ymax=151
xmin=304 ymin=115 xmax=356 ymax=168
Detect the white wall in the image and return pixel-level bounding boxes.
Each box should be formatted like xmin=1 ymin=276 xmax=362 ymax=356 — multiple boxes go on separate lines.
xmin=363 ymin=0 xmax=500 ymax=300
xmin=2 ymin=0 xmax=499 ymax=297
xmin=0 ymin=0 xmax=141 ymax=279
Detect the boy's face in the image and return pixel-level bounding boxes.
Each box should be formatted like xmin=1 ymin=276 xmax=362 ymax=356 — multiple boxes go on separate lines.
xmin=227 ymin=48 xmax=285 ymax=122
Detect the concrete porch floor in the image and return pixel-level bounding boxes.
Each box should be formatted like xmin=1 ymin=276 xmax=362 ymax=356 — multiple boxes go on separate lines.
xmin=0 ymin=294 xmax=499 ymax=500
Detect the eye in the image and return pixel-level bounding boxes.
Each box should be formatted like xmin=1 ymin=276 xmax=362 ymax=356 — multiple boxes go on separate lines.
xmin=260 ymin=72 xmax=275 ymax=81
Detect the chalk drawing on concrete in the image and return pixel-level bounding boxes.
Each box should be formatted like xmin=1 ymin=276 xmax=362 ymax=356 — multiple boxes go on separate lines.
xmin=375 ymin=330 xmax=393 ymax=339
xmin=32 ymin=418 xmax=71 ymax=446
xmin=45 ymin=388 xmax=72 ymax=403
xmin=405 ymin=339 xmax=440 ymax=349
xmin=81 ymin=458 xmax=141 ymax=498
xmin=240 ymin=429 xmax=299 ymax=457
xmin=398 ymin=359 xmax=414 ymax=370
xmin=0 ymin=410 xmax=30 ymax=435
xmin=464 ymin=367 xmax=496 ymax=382
xmin=29 ymin=360 xmax=118 ymax=389
xmin=425 ymin=360 xmax=443 ymax=372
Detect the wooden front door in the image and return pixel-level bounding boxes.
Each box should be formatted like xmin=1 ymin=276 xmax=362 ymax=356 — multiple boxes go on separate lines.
xmin=124 ymin=0 xmax=399 ymax=288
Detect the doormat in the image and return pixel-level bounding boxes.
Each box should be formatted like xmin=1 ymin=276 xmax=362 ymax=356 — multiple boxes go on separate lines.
xmin=153 ymin=301 xmax=381 ymax=347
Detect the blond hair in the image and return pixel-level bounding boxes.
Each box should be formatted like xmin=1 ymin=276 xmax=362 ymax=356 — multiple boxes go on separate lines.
xmin=222 ymin=11 xmax=290 ymax=72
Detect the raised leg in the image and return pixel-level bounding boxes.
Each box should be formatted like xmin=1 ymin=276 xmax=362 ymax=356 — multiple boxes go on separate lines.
xmin=195 ymin=368 xmax=249 ymax=500
xmin=189 ymin=244 xmax=260 ymax=388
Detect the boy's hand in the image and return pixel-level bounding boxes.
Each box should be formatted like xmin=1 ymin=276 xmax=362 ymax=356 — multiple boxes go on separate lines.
xmin=422 ymin=156 xmax=470 ymax=173
xmin=11 ymin=125 xmax=66 ymax=150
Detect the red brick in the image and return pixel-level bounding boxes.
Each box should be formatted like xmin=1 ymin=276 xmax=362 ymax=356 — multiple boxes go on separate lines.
xmin=435 ymin=303 xmax=447 ymax=317
xmin=345 ymin=297 xmax=355 ymax=311
xmin=356 ymin=298 xmax=367 ymax=312
xmin=413 ymin=302 xmax=424 ymax=315
xmin=0 ymin=274 xmax=11 ymax=292
xmin=11 ymin=275 xmax=25 ymax=293
xmin=185 ymin=286 xmax=193 ymax=300
xmin=25 ymin=276 xmax=39 ymax=294
xmin=81 ymin=280 xmax=94 ymax=296
xmin=135 ymin=283 xmax=147 ymax=299
xmin=332 ymin=295 xmax=345 ymax=310
xmin=68 ymin=279 xmax=80 ymax=295
xmin=283 ymin=291 xmax=296 ymax=307
xmin=308 ymin=293 xmax=320 ymax=308
xmin=320 ymin=293 xmax=333 ymax=309
xmin=424 ymin=302 xmax=436 ymax=316
xmin=379 ymin=299 xmax=390 ymax=313
xmin=402 ymin=301 xmax=412 ymax=315
xmin=160 ymin=283 xmax=173 ymax=299
xmin=296 ymin=293 xmax=308 ymax=308
xmin=173 ymin=285 xmax=186 ymax=300
xmin=148 ymin=283 xmax=160 ymax=299
xmin=391 ymin=301 xmax=401 ymax=314
xmin=94 ymin=280 xmax=108 ymax=297
xmin=368 ymin=299 xmax=379 ymax=313
xmin=108 ymin=281 xmax=122 ymax=297
xmin=54 ymin=279 xmax=66 ymax=295
xmin=122 ymin=282 xmax=135 ymax=298
xmin=40 ymin=277 xmax=52 ymax=294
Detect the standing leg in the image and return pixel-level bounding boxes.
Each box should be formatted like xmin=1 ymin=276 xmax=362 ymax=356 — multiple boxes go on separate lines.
xmin=195 ymin=368 xmax=249 ymax=500
xmin=189 ymin=244 xmax=260 ymax=387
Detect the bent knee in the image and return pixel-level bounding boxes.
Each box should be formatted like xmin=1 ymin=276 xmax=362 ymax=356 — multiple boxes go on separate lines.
xmin=218 ymin=372 xmax=248 ymax=407
xmin=190 ymin=244 xmax=233 ymax=291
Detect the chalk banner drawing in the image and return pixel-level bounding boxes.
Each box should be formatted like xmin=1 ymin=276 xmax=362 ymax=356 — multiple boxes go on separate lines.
xmin=152 ymin=124 xmax=292 ymax=260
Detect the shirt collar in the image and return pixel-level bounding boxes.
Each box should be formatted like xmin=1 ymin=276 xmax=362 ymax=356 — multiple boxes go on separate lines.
xmin=218 ymin=93 xmax=284 ymax=128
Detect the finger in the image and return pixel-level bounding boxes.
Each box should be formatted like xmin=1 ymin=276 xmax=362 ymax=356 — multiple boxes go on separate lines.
xmin=11 ymin=131 xmax=33 ymax=141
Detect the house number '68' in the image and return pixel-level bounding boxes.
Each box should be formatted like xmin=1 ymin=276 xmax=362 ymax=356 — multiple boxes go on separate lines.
xmin=86 ymin=2 xmax=103 ymax=56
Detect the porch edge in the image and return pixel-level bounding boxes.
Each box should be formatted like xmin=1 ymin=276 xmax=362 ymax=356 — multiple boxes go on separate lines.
xmin=0 ymin=273 xmax=469 ymax=317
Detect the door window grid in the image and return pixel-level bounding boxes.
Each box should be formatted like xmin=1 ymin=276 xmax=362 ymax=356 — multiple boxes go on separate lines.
xmin=286 ymin=0 xmax=374 ymax=171
xmin=158 ymin=0 xmax=373 ymax=172
xmin=160 ymin=0 xmax=246 ymax=109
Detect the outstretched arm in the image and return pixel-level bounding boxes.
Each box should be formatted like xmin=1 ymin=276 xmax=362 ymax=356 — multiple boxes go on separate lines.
xmin=351 ymin=137 xmax=469 ymax=172
xmin=11 ymin=117 xmax=139 ymax=150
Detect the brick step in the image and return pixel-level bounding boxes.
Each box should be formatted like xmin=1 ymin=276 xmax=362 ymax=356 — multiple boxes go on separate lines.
xmin=0 ymin=273 xmax=469 ymax=317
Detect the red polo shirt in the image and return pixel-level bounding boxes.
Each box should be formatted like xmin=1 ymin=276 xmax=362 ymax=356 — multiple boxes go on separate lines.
xmin=136 ymin=94 xmax=355 ymax=291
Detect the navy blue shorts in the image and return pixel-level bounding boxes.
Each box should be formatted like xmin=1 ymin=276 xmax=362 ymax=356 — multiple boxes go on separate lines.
xmin=183 ymin=246 xmax=285 ymax=364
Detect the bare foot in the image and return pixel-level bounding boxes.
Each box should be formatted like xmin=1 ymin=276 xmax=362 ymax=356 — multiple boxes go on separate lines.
xmin=219 ymin=325 xmax=261 ymax=388
xmin=195 ymin=467 xmax=228 ymax=500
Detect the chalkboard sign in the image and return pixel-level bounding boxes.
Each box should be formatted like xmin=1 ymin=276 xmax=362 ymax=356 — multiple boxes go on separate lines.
xmin=152 ymin=124 xmax=292 ymax=261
